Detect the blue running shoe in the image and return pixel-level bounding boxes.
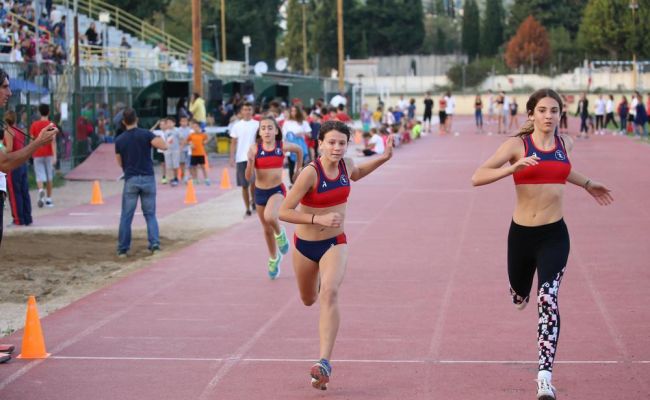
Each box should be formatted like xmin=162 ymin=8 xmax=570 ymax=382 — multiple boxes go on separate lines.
xmin=268 ymin=254 xmax=281 ymax=280
xmin=310 ymin=359 xmax=332 ymax=390
xmin=275 ymin=226 xmax=289 ymax=255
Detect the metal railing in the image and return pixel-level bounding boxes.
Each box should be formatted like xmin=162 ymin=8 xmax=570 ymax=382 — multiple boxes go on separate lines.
xmin=54 ymin=0 xmax=216 ymax=74
xmin=70 ymin=43 xmax=191 ymax=73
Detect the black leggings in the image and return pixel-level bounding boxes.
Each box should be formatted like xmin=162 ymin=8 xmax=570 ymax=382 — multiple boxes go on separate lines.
xmin=508 ymin=219 xmax=570 ymax=372
xmin=604 ymin=112 xmax=618 ymax=129
xmin=595 ymin=114 xmax=604 ymax=130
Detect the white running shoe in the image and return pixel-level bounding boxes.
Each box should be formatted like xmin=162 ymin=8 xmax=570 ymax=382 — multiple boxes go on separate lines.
xmin=536 ymin=378 xmax=557 ymax=400
xmin=37 ymin=190 xmax=45 ymax=208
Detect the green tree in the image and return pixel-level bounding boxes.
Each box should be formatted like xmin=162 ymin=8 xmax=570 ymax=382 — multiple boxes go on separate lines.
xmin=481 ymin=0 xmax=505 ymax=56
xmin=363 ymin=0 xmax=425 ymax=56
xmin=577 ymin=0 xmax=650 ymax=60
xmin=282 ymin=0 xmax=308 ymax=72
xmin=461 ymin=0 xmax=480 ymax=60
xmin=548 ymin=27 xmax=581 ymax=72
xmin=508 ymin=0 xmax=588 ymax=39
xmin=111 ymin=0 xmax=171 ymax=21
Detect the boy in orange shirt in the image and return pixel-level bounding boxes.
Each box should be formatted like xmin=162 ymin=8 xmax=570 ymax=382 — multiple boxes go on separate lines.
xmin=184 ymin=119 xmax=210 ymax=185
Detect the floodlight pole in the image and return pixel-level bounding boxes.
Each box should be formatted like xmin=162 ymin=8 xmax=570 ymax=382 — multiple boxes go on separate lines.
xmin=337 ymin=0 xmax=344 ymax=92
xmin=191 ymin=0 xmax=202 ymax=94
xmin=221 ymin=0 xmax=227 ymax=61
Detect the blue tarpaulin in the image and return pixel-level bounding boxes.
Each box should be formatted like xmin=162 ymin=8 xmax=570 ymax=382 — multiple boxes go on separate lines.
xmin=9 ymin=78 xmax=49 ymax=94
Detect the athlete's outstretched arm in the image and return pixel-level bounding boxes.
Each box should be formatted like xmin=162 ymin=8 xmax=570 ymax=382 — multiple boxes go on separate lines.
xmin=0 ymin=124 xmax=57 ymax=172
xmin=561 ymin=134 xmax=613 ymax=205
xmin=348 ymin=135 xmax=393 ymax=181
xmin=279 ymin=167 xmax=342 ymax=228
xmin=244 ymin=144 xmax=256 ymax=182
xmin=283 ymin=142 xmax=304 ymax=180
xmin=471 ymin=137 xmax=537 ymax=186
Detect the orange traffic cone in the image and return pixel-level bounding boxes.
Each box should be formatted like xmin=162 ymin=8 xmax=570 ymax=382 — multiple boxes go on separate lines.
xmin=204 ymin=154 xmax=210 ymax=170
xmin=354 ymin=130 xmax=362 ymax=144
xmin=184 ymin=179 xmax=198 ymax=204
xmin=220 ymin=168 xmax=232 ymax=189
xmin=90 ymin=180 xmax=104 ymax=205
xmin=17 ymin=296 xmax=50 ymax=359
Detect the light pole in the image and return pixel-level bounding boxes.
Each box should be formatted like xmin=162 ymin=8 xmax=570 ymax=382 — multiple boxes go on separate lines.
xmin=242 ymin=35 xmax=251 ymax=75
xmin=191 ymin=0 xmax=202 ymax=94
xmin=298 ymin=0 xmax=308 ymax=74
xmin=630 ymin=0 xmax=639 ymax=90
xmin=221 ymin=0 xmax=226 ymax=61
xmin=207 ymin=24 xmax=220 ymax=61
xmin=337 ymin=0 xmax=344 ymax=92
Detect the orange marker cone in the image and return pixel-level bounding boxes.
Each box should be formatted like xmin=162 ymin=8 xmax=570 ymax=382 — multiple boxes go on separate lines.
xmin=90 ymin=180 xmax=104 ymax=205
xmin=17 ymin=296 xmax=50 ymax=359
xmin=354 ymin=130 xmax=362 ymax=144
xmin=184 ymin=179 xmax=198 ymax=204
xmin=220 ymin=168 xmax=232 ymax=189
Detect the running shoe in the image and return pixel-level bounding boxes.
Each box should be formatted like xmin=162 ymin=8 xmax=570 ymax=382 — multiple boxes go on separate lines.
xmin=117 ymin=251 xmax=128 ymax=258
xmin=150 ymin=244 xmax=161 ymax=255
xmin=45 ymin=198 xmax=54 ymax=208
xmin=204 ymin=178 xmax=211 ymax=186
xmin=536 ymin=378 xmax=557 ymax=400
xmin=0 ymin=353 xmax=10 ymax=364
xmin=161 ymin=176 xmax=168 ymax=184
xmin=171 ymin=178 xmax=179 ymax=187
xmin=510 ymin=287 xmax=529 ymax=310
xmin=37 ymin=189 xmax=45 ymax=208
xmin=268 ymin=254 xmax=281 ymax=280
xmin=275 ymin=226 xmax=289 ymax=255
xmin=310 ymin=359 xmax=332 ymax=390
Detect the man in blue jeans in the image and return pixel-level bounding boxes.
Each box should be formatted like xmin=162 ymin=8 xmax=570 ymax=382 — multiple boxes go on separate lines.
xmin=114 ymin=108 xmax=168 ymax=257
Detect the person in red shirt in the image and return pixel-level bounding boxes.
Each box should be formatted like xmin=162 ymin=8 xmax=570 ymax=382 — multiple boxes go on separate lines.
xmin=30 ymin=104 xmax=57 ymax=207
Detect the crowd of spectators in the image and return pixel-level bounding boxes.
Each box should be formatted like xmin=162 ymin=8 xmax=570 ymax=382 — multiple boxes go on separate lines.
xmin=0 ymin=1 xmax=67 ymax=73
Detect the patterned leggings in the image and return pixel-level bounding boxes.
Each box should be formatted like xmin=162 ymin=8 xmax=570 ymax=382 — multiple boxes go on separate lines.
xmin=508 ymin=219 xmax=570 ymax=372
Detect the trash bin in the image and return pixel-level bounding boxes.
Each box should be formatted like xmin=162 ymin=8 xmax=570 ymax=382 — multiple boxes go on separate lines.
xmin=217 ymin=136 xmax=230 ymax=154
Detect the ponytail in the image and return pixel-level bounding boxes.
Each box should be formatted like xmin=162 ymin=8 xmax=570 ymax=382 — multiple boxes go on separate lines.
xmin=516 ymin=119 xmax=534 ymax=137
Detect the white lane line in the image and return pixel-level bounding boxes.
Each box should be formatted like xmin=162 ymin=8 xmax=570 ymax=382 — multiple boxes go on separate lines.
xmin=49 ymin=356 xmax=646 ymax=365
xmin=197 ymin=297 xmax=295 ymax=400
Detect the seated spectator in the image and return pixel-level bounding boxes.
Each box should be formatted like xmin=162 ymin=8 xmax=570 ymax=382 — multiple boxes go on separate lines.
xmin=358 ymin=128 xmax=385 ymax=157
xmin=84 ymin=22 xmax=99 ymax=46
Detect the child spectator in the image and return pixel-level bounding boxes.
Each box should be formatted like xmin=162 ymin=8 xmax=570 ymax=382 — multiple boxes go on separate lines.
xmin=358 ymin=128 xmax=385 ymax=156
xmin=185 ymin=119 xmax=210 ymax=185
xmin=164 ymin=117 xmax=181 ymax=186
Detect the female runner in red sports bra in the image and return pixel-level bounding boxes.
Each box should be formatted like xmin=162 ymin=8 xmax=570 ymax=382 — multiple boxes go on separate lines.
xmin=471 ymin=89 xmax=613 ymax=400
xmin=245 ymin=116 xmax=303 ymax=280
xmin=279 ymin=120 xmax=393 ymax=390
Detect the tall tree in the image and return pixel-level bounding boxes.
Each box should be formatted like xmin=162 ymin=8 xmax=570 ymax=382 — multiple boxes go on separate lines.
xmin=461 ymin=0 xmax=480 ymax=60
xmin=282 ymin=0 xmax=308 ymax=72
xmin=577 ymin=0 xmax=650 ymax=60
xmin=504 ymin=15 xmax=551 ymax=70
xmin=363 ymin=0 xmax=425 ymax=56
xmin=481 ymin=0 xmax=505 ymax=56
xmin=111 ymin=0 xmax=172 ymax=21
xmin=508 ymin=0 xmax=588 ymax=39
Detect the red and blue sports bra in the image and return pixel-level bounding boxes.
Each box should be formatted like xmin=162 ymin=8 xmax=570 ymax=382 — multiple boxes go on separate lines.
xmin=513 ymin=134 xmax=571 ymax=185
xmin=300 ymin=158 xmax=351 ymax=208
xmin=254 ymin=141 xmax=284 ymax=169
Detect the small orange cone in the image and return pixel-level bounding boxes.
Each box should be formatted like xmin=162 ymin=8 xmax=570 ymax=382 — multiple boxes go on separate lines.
xmin=354 ymin=130 xmax=362 ymax=144
xmin=17 ymin=296 xmax=50 ymax=359
xmin=184 ymin=179 xmax=198 ymax=204
xmin=204 ymin=154 xmax=210 ymax=170
xmin=220 ymin=168 xmax=232 ymax=189
xmin=90 ymin=180 xmax=104 ymax=205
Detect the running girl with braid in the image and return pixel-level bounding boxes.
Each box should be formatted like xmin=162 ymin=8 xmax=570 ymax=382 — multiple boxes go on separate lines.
xmin=245 ymin=116 xmax=303 ymax=279
xmin=471 ymin=88 xmax=613 ymax=400
xmin=279 ymin=120 xmax=393 ymax=391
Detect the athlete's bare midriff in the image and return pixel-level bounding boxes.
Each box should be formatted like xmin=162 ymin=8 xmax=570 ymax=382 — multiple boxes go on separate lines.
xmin=513 ymin=184 xmax=564 ymax=226
xmin=296 ymin=202 xmax=347 ymax=241
xmin=254 ymin=168 xmax=283 ymax=190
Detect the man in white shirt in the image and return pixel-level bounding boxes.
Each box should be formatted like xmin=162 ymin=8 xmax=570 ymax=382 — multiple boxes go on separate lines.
xmin=229 ymin=102 xmax=259 ymax=216
xmin=398 ymin=95 xmax=409 ymax=113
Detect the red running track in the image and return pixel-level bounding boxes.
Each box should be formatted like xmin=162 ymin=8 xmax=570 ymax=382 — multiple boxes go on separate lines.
xmin=1 ymin=117 xmax=648 ymax=399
